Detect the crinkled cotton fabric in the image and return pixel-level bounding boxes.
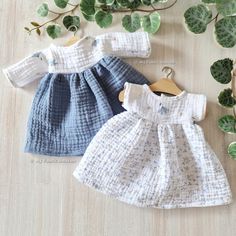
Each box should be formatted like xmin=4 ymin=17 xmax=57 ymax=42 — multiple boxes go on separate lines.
xmin=73 ymin=83 xmax=232 ymax=208
xmin=3 ymin=32 xmax=151 ymax=156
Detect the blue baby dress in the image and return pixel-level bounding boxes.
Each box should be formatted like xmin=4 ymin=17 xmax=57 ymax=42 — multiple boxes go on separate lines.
xmin=73 ymin=83 xmax=232 ymax=208
xmin=3 ymin=32 xmax=151 ymax=156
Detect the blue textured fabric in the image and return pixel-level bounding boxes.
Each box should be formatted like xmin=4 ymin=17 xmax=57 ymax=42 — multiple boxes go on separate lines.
xmin=24 ymin=56 xmax=150 ymax=156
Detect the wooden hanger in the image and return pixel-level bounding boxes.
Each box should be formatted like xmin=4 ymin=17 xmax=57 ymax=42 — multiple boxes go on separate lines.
xmin=118 ymin=66 xmax=183 ymax=102
xmin=65 ymin=35 xmax=80 ymax=46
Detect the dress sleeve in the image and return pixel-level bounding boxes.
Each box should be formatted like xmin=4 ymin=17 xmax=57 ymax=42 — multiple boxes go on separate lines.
xmin=122 ymin=82 xmax=144 ymax=111
xmin=2 ymin=51 xmax=48 ymax=88
xmin=97 ymin=32 xmax=151 ymax=58
xmin=192 ymin=94 xmax=207 ymax=122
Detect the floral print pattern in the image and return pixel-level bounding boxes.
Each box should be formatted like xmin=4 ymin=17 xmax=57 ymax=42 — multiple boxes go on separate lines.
xmin=73 ymin=83 xmax=232 ymax=208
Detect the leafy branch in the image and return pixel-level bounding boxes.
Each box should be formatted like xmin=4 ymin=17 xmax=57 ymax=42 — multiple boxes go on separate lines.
xmin=184 ymin=0 xmax=236 ymax=48
xmin=25 ymin=0 xmax=178 ymax=39
xmin=211 ymin=58 xmax=236 ymax=159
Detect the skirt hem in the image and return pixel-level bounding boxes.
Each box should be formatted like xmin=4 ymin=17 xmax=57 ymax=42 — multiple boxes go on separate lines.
xmin=73 ymin=171 xmax=232 ymax=209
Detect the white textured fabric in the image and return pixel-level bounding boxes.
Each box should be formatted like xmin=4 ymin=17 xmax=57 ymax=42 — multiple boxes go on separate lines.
xmin=3 ymin=32 xmax=151 ymax=87
xmin=73 ymin=83 xmax=232 ymax=209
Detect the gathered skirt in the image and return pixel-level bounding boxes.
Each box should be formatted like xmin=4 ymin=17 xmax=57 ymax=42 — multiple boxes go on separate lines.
xmin=24 ymin=56 xmax=149 ymax=156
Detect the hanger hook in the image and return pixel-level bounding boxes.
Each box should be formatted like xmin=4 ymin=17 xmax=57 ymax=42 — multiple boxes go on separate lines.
xmin=67 ymin=25 xmax=80 ymax=36
xmin=162 ymin=66 xmax=175 ymax=79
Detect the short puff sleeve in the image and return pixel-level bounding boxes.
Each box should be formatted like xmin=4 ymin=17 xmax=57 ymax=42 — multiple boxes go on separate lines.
xmin=192 ymin=94 xmax=207 ymax=122
xmin=122 ymin=82 xmax=144 ymax=112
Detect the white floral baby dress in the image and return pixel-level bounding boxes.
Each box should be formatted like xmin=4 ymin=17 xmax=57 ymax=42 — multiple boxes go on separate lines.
xmin=73 ymin=82 xmax=232 ymax=209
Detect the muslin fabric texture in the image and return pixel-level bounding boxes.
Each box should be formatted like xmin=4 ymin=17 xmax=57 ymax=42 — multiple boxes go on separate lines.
xmin=73 ymin=83 xmax=232 ymax=208
xmin=3 ymin=32 xmax=151 ymax=156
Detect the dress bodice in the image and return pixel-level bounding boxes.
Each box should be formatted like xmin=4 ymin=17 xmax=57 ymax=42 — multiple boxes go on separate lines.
xmin=3 ymin=32 xmax=151 ymax=87
xmin=122 ymin=83 xmax=206 ymax=124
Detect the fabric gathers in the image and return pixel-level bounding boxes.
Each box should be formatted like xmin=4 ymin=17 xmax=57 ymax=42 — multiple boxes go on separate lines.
xmin=73 ymin=83 xmax=232 ymax=208
xmin=3 ymin=32 xmax=232 ymax=209
xmin=3 ymin=32 xmax=151 ymax=156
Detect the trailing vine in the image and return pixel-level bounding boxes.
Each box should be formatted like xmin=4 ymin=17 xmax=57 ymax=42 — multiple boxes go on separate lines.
xmin=211 ymin=58 xmax=236 ymax=159
xmin=184 ymin=0 xmax=236 ymax=48
xmin=25 ymin=0 xmax=177 ymax=39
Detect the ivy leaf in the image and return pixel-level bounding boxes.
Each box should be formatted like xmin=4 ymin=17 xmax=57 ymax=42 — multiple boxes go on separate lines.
xmin=210 ymin=58 xmax=233 ymax=84
xmin=63 ymin=15 xmax=80 ymax=31
xmin=116 ymin=0 xmax=128 ymax=7
xmin=46 ymin=24 xmax=61 ymax=39
xmin=97 ymin=0 xmax=114 ymax=5
xmin=184 ymin=4 xmax=212 ymax=34
xmin=122 ymin=13 xmax=141 ymax=32
xmin=95 ymin=11 xmax=113 ymax=28
xmin=215 ymin=16 xmax=236 ymax=48
xmin=37 ymin=3 xmax=49 ymax=17
xmin=228 ymin=142 xmax=236 ymax=160
xmin=216 ymin=0 xmax=236 ymax=17
xmin=128 ymin=0 xmax=142 ymax=9
xmin=218 ymin=88 xmax=236 ymax=108
xmin=141 ymin=12 xmax=161 ymax=34
xmin=218 ymin=115 xmax=236 ymax=133
xmin=201 ymin=0 xmax=216 ymax=3
xmin=142 ymin=0 xmax=166 ymax=5
xmin=80 ymin=0 xmax=96 ymax=16
xmin=117 ymin=0 xmax=141 ymax=9
xmin=54 ymin=0 xmax=69 ymax=9
xmin=82 ymin=13 xmax=95 ymax=21
xmin=141 ymin=0 xmax=152 ymax=5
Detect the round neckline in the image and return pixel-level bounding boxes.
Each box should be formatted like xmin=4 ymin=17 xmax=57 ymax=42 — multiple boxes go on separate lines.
xmin=50 ymin=35 xmax=94 ymax=50
xmin=143 ymin=84 xmax=186 ymax=101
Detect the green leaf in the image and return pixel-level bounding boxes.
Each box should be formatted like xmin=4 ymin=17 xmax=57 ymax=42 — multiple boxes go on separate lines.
xmin=24 ymin=27 xmax=30 ymax=31
xmin=228 ymin=142 xmax=236 ymax=159
xmin=218 ymin=115 xmax=236 ymax=133
xmin=80 ymin=0 xmax=96 ymax=16
xmin=184 ymin=4 xmax=212 ymax=34
xmin=95 ymin=11 xmax=113 ymax=28
xmin=216 ymin=0 xmax=236 ymax=17
xmin=46 ymin=24 xmax=61 ymax=39
xmin=141 ymin=12 xmax=161 ymax=34
xmin=36 ymin=28 xmax=41 ymax=36
xmin=54 ymin=0 xmax=69 ymax=8
xmin=128 ymin=0 xmax=141 ymax=9
xmin=37 ymin=3 xmax=49 ymax=17
xmin=149 ymin=0 xmax=169 ymax=3
xmin=31 ymin=22 xmax=40 ymax=27
xmin=82 ymin=13 xmax=95 ymax=21
xmin=122 ymin=13 xmax=141 ymax=32
xmin=215 ymin=16 xmax=236 ymax=48
xmin=116 ymin=0 xmax=128 ymax=7
xmin=97 ymin=0 xmax=114 ymax=5
xmin=63 ymin=15 xmax=80 ymax=32
xmin=117 ymin=0 xmax=141 ymax=9
xmin=210 ymin=58 xmax=233 ymax=84
xmin=218 ymin=88 xmax=236 ymax=108
xmin=141 ymin=0 xmax=152 ymax=5
xmin=201 ymin=0 xmax=216 ymax=3
xmin=142 ymin=0 xmax=165 ymax=5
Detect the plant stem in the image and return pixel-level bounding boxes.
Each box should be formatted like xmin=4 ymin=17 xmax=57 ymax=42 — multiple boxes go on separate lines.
xmin=27 ymin=0 xmax=177 ymax=34
xmin=48 ymin=10 xmax=60 ymax=15
xmin=208 ymin=13 xmax=219 ymax=24
xmin=28 ymin=4 xmax=79 ymax=33
xmin=232 ymin=64 xmax=236 ymax=117
xmin=101 ymin=0 xmax=178 ymax=13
